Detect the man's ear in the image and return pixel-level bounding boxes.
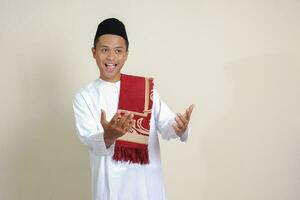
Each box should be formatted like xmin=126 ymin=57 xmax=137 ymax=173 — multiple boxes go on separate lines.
xmin=91 ymin=47 xmax=96 ymax=58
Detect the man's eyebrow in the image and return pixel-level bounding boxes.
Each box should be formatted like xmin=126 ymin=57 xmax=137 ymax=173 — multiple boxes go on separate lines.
xmin=99 ymin=45 xmax=109 ymax=48
xmin=99 ymin=45 xmax=125 ymax=49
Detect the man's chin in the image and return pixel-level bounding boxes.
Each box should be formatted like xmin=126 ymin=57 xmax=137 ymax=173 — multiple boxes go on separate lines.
xmin=101 ymin=72 xmax=121 ymax=82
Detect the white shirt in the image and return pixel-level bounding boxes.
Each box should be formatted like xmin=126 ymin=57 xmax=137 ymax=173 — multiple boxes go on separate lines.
xmin=72 ymin=78 xmax=188 ymax=200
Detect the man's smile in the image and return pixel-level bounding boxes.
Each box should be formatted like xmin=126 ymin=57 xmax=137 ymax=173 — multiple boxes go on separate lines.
xmin=105 ymin=63 xmax=117 ymax=72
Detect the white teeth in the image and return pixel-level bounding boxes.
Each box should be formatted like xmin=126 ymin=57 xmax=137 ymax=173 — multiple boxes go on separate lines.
xmin=105 ymin=63 xmax=116 ymax=72
xmin=106 ymin=64 xmax=116 ymax=67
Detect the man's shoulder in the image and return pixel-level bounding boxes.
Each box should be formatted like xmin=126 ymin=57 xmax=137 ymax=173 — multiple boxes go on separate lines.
xmin=74 ymin=79 xmax=99 ymax=100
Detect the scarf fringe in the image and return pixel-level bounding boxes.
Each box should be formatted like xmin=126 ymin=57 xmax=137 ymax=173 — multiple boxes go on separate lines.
xmin=113 ymin=141 xmax=149 ymax=165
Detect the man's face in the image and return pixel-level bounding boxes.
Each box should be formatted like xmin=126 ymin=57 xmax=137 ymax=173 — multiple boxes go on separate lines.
xmin=92 ymin=34 xmax=128 ymax=82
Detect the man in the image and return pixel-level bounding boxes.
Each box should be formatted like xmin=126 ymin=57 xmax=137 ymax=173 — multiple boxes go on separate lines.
xmin=73 ymin=18 xmax=194 ymax=200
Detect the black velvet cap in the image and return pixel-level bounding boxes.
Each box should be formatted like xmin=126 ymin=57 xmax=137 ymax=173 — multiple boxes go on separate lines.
xmin=93 ymin=18 xmax=128 ymax=48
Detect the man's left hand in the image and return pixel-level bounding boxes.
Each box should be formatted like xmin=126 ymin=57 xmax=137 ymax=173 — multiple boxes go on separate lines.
xmin=172 ymin=104 xmax=195 ymax=136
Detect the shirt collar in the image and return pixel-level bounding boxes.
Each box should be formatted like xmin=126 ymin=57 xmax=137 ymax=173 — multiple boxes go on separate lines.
xmin=96 ymin=77 xmax=120 ymax=86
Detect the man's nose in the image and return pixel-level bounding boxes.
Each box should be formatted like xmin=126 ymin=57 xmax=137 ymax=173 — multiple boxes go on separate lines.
xmin=107 ymin=50 xmax=116 ymax=60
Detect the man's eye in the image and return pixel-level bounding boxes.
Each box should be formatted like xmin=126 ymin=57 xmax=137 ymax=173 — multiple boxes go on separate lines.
xmin=101 ymin=48 xmax=108 ymax=53
xmin=116 ymin=49 xmax=122 ymax=53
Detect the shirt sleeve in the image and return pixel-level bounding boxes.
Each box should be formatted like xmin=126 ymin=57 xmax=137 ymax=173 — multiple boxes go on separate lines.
xmin=72 ymin=92 xmax=114 ymax=156
xmin=153 ymin=89 xmax=189 ymax=142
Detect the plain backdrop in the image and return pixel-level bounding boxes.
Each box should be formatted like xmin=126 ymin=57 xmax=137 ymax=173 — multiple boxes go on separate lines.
xmin=0 ymin=0 xmax=299 ymax=199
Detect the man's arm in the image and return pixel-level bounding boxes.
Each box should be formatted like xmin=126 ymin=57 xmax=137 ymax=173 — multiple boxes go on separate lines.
xmin=153 ymin=89 xmax=194 ymax=142
xmin=73 ymin=92 xmax=114 ymax=155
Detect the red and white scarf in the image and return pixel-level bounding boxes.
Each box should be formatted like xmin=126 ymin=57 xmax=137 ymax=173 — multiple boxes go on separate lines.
xmin=113 ymin=74 xmax=153 ymax=164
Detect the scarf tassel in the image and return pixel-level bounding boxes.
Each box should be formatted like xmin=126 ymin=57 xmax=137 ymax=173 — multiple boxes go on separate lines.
xmin=113 ymin=140 xmax=149 ymax=165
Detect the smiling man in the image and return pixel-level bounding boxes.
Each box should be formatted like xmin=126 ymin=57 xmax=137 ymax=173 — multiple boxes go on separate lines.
xmin=73 ymin=18 xmax=194 ymax=200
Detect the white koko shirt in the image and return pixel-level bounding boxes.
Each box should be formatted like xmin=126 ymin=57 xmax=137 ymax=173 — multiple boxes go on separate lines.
xmin=73 ymin=78 xmax=188 ymax=200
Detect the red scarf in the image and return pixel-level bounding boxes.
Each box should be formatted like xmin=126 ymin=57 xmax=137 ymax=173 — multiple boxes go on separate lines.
xmin=113 ymin=74 xmax=153 ymax=164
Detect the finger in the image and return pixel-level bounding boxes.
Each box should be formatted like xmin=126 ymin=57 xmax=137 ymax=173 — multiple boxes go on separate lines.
xmin=175 ymin=115 xmax=185 ymax=129
xmin=128 ymin=119 xmax=135 ymax=128
xmin=177 ymin=113 xmax=188 ymax=124
xmin=186 ymin=104 xmax=195 ymax=120
xmin=110 ymin=110 xmax=121 ymax=126
xmin=123 ymin=119 xmax=134 ymax=133
xmin=117 ymin=111 xmax=130 ymax=127
xmin=123 ymin=117 xmax=134 ymax=131
xmin=184 ymin=108 xmax=190 ymax=120
xmin=123 ymin=114 xmax=134 ymax=128
xmin=129 ymin=119 xmax=135 ymax=127
xmin=189 ymin=104 xmax=195 ymax=114
xmin=172 ymin=123 xmax=181 ymax=134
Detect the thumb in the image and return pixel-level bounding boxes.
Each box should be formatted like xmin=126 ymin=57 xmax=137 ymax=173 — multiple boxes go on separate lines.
xmin=100 ymin=109 xmax=108 ymax=127
xmin=184 ymin=104 xmax=195 ymax=120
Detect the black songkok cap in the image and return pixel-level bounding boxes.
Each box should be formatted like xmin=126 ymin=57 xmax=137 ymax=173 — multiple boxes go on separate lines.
xmin=93 ymin=18 xmax=128 ymax=48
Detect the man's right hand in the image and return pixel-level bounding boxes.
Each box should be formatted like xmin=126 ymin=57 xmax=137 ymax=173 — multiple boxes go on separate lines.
xmin=100 ymin=109 xmax=134 ymax=148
